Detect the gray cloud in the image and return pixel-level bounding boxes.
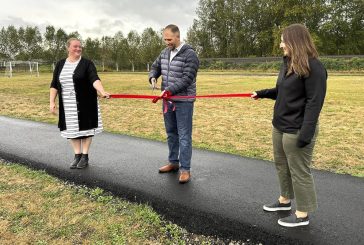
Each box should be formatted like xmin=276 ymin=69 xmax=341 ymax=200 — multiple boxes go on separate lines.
xmin=99 ymin=0 xmax=198 ymax=22
xmin=0 ymin=0 xmax=199 ymax=39
xmin=0 ymin=16 xmax=51 ymax=34
xmin=83 ymin=19 xmax=126 ymax=37
xmin=0 ymin=16 xmax=41 ymax=29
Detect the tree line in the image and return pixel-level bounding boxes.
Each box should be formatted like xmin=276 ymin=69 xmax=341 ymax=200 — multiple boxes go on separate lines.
xmin=187 ymin=0 xmax=364 ymax=57
xmin=0 ymin=0 xmax=363 ymax=70
xmin=0 ymin=25 xmax=165 ymax=71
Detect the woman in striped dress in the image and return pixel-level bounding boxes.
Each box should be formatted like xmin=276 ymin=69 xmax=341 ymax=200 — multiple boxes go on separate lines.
xmin=49 ymin=38 xmax=109 ymax=169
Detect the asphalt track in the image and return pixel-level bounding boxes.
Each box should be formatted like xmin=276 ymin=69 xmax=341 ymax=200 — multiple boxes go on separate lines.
xmin=0 ymin=115 xmax=363 ymax=245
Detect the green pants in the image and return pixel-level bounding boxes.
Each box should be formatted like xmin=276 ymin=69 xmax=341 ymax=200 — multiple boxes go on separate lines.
xmin=272 ymin=126 xmax=319 ymax=212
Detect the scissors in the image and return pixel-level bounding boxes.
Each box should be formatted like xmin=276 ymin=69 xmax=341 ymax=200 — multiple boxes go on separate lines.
xmin=151 ymin=78 xmax=157 ymax=94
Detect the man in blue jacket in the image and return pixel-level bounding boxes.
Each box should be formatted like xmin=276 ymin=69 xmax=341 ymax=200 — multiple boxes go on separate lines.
xmin=149 ymin=24 xmax=199 ymax=183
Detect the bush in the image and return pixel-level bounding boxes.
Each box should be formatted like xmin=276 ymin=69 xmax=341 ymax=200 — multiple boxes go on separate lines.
xmin=201 ymin=57 xmax=364 ymax=72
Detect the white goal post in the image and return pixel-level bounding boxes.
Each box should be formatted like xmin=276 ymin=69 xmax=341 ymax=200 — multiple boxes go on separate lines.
xmin=2 ymin=61 xmax=39 ymax=77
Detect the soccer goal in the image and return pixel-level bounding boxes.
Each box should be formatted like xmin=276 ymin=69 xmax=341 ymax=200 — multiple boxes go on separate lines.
xmin=3 ymin=61 xmax=39 ymax=77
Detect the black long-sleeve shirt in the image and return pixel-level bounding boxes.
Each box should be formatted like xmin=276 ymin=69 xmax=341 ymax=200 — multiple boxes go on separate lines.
xmin=256 ymin=56 xmax=327 ymax=147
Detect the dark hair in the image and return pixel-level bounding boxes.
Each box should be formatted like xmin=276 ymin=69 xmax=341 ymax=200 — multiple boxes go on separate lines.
xmin=164 ymin=24 xmax=180 ymax=37
xmin=282 ymin=24 xmax=318 ymax=76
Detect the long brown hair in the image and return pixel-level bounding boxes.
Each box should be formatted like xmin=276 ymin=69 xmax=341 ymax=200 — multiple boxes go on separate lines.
xmin=282 ymin=24 xmax=318 ymax=77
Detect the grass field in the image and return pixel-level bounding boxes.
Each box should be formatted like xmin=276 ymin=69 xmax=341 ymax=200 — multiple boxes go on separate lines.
xmin=0 ymin=72 xmax=362 ymax=243
xmin=1 ymin=160 xmax=242 ymax=244
xmin=0 ymin=72 xmax=363 ymax=176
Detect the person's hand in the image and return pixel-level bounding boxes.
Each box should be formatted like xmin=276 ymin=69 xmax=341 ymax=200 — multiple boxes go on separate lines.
xmin=98 ymin=91 xmax=110 ymax=99
xmin=296 ymin=139 xmax=310 ymax=148
xmin=152 ymin=90 xmax=170 ymax=103
xmin=161 ymin=90 xmax=170 ymax=98
xmin=50 ymin=102 xmax=57 ymax=114
xmin=150 ymin=78 xmax=157 ymax=90
xmin=251 ymin=91 xmax=259 ymax=100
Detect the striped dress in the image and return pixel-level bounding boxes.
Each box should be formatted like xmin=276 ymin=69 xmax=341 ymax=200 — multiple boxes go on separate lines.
xmin=59 ymin=58 xmax=103 ymax=139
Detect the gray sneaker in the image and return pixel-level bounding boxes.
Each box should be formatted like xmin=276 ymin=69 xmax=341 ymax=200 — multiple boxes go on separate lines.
xmin=278 ymin=214 xmax=309 ymax=227
xmin=263 ymin=200 xmax=291 ymax=211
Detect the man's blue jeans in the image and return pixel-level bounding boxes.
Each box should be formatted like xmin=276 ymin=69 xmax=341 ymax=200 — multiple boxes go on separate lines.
xmin=163 ymin=101 xmax=194 ymax=171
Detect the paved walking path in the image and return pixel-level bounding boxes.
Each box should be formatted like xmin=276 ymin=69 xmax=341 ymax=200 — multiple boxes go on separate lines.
xmin=0 ymin=116 xmax=363 ymax=244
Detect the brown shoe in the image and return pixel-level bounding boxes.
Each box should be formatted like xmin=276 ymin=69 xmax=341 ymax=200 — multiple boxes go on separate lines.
xmin=179 ymin=171 xmax=191 ymax=183
xmin=159 ymin=163 xmax=179 ymax=173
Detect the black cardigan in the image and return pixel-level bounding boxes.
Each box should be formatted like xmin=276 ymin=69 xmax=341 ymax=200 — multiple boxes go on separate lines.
xmin=256 ymin=56 xmax=327 ymax=147
xmin=50 ymin=57 xmax=100 ymax=131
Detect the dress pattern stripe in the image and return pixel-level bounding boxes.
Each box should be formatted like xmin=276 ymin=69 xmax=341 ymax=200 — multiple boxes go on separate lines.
xmin=59 ymin=59 xmax=103 ymax=138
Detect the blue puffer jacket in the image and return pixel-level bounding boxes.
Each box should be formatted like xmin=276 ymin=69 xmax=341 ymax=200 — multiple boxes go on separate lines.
xmin=149 ymin=44 xmax=199 ymax=102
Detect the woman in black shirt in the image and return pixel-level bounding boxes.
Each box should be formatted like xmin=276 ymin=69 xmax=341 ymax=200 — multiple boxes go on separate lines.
xmin=252 ymin=24 xmax=327 ymax=227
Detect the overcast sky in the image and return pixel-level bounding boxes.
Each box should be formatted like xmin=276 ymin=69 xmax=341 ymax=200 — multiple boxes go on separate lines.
xmin=0 ymin=0 xmax=199 ymax=40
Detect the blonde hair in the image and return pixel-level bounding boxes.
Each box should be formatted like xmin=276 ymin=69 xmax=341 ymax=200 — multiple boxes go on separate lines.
xmin=282 ymin=24 xmax=318 ymax=77
xmin=66 ymin=37 xmax=81 ymax=48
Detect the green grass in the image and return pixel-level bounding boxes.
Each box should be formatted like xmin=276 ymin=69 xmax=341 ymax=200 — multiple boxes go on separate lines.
xmin=0 ymin=72 xmax=363 ymax=176
xmin=0 ymin=71 xmax=362 ymax=243
xmin=1 ymin=160 xmax=245 ymax=244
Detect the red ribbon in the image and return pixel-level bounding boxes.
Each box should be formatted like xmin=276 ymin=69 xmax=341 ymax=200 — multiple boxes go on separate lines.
xmin=109 ymin=94 xmax=157 ymax=99
xmin=109 ymin=93 xmax=253 ymax=113
xmin=110 ymin=93 xmax=253 ymax=100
